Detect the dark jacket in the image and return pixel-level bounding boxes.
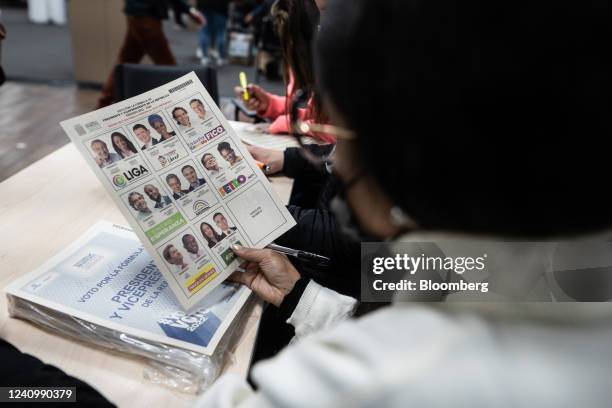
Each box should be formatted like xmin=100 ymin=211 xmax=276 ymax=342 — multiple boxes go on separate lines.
xmin=277 ymin=204 xmax=361 ymax=299
xmin=0 ymin=339 xmax=114 ymax=406
xmin=283 ymin=144 xmax=335 ymax=209
xmin=172 ymin=190 xmax=190 ymax=200
xmin=196 ymin=0 xmax=231 ymax=15
xmin=124 ymin=0 xmax=190 ymax=19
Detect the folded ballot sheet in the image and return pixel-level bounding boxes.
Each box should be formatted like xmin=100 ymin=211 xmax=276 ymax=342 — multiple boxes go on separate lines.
xmin=60 ymin=72 xmax=295 ymax=310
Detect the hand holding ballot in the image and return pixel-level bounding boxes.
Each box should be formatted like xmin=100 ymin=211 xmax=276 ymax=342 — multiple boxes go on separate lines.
xmin=61 ymin=72 xmax=296 ymax=310
xmin=230 ymin=245 xmax=300 ymax=307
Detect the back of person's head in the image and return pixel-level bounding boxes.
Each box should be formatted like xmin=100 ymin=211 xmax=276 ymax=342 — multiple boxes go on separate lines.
xmin=272 ymin=0 xmax=321 ymax=113
xmin=317 ymin=0 xmax=612 ymax=237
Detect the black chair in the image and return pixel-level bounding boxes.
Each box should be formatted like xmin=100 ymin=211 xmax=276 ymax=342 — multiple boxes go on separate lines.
xmin=113 ymin=63 xmax=219 ymax=105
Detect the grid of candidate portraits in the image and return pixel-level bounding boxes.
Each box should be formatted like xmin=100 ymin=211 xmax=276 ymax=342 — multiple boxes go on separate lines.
xmin=81 ymin=92 xmax=289 ymax=298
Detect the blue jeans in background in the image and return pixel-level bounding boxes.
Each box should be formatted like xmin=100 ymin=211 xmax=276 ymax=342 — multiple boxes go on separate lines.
xmin=199 ymin=12 xmax=227 ymax=59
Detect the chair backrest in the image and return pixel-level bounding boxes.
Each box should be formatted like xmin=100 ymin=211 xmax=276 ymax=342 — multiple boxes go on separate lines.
xmin=113 ymin=64 xmax=219 ymax=105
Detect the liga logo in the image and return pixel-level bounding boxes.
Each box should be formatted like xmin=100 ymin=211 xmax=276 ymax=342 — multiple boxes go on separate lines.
xmin=193 ymin=200 xmax=210 ymax=216
xmin=113 ymin=174 xmax=127 ymax=187
xmin=218 ymin=175 xmax=247 ymax=197
xmin=113 ymin=165 xmax=150 ymax=187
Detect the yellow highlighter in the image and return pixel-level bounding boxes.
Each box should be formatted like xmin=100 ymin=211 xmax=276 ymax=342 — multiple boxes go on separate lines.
xmin=239 ymin=72 xmax=249 ymax=101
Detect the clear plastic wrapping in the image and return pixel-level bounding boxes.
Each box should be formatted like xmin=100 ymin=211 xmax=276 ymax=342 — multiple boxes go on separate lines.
xmin=7 ymin=294 xmax=257 ymax=394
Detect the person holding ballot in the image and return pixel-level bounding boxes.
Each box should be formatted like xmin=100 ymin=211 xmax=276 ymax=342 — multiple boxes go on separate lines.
xmin=196 ymin=0 xmax=612 ymax=406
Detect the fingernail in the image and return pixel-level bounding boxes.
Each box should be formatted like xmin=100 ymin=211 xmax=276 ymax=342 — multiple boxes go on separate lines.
xmin=232 ymin=244 xmax=242 ymax=251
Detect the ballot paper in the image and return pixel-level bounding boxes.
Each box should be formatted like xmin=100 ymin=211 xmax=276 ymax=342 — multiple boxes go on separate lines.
xmin=230 ymin=121 xmax=305 ymax=151
xmin=60 ymin=73 xmax=295 ymax=310
xmin=5 ymin=221 xmax=251 ymax=355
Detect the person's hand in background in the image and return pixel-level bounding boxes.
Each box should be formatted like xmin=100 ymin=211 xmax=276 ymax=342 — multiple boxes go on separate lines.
xmin=245 ymin=145 xmax=284 ymax=174
xmin=188 ymin=8 xmax=206 ymax=26
xmin=229 ymin=245 xmax=300 ymax=307
xmin=234 ymin=84 xmax=270 ymax=113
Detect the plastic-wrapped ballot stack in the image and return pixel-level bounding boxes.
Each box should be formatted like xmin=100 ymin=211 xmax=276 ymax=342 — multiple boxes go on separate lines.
xmin=4 ymin=221 xmax=255 ymax=394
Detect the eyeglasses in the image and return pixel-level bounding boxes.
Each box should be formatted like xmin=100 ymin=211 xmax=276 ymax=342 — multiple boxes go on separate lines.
xmin=289 ymin=88 xmax=354 ymax=166
xmin=290 ymin=89 xmax=355 ymax=143
xmin=294 ymin=120 xmax=355 ymax=141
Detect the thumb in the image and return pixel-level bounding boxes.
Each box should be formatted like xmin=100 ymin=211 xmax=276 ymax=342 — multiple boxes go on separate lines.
xmin=232 ymin=244 xmax=270 ymax=263
xmin=228 ymin=271 xmax=250 ymax=286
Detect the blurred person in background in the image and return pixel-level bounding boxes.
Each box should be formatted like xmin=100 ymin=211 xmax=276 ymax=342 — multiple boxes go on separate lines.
xmin=196 ymin=0 xmax=231 ymax=66
xmin=234 ymin=0 xmax=334 ymax=143
xmin=196 ymin=0 xmax=612 ymax=406
xmin=242 ymin=0 xmax=274 ymax=26
xmin=97 ymin=0 xmax=205 ymax=108
xmin=27 ymin=0 xmax=67 ymax=25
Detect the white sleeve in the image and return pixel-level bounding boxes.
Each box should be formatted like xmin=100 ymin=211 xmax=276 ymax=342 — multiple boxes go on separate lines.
xmin=196 ymin=306 xmax=493 ymax=408
xmin=287 ymin=280 xmax=358 ymax=339
xmin=194 ymin=374 xmax=271 ymax=408
xmin=195 ymin=281 xmax=358 ymax=408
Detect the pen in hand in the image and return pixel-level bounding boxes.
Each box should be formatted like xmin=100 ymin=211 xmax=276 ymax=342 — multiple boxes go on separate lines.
xmin=266 ymin=243 xmax=330 ymax=266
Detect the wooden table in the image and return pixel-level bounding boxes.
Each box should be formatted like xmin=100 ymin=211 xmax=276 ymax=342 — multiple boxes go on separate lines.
xmin=0 ymin=135 xmax=293 ymax=405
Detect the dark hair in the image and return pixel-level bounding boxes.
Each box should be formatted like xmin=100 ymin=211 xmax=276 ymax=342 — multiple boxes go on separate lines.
xmin=110 ymin=132 xmax=137 ymax=158
xmin=213 ymin=212 xmax=224 ymax=220
xmin=272 ymin=0 xmax=324 ymax=122
xmin=200 ymin=222 xmax=223 ymax=247
xmin=172 ymin=107 xmax=188 ymax=119
xmin=181 ymin=233 xmax=197 ymax=246
xmin=201 ymin=153 xmax=215 ymax=167
xmin=181 ymin=165 xmax=196 ymax=174
xmin=166 ymin=174 xmax=180 ymax=185
xmin=316 ymin=0 xmax=612 ymax=237
xmin=190 ymin=99 xmax=203 ymax=106
xmin=132 ymin=124 xmax=147 ymax=132
xmin=217 ymin=142 xmax=232 ymax=154
xmin=162 ymin=245 xmax=175 ymax=262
